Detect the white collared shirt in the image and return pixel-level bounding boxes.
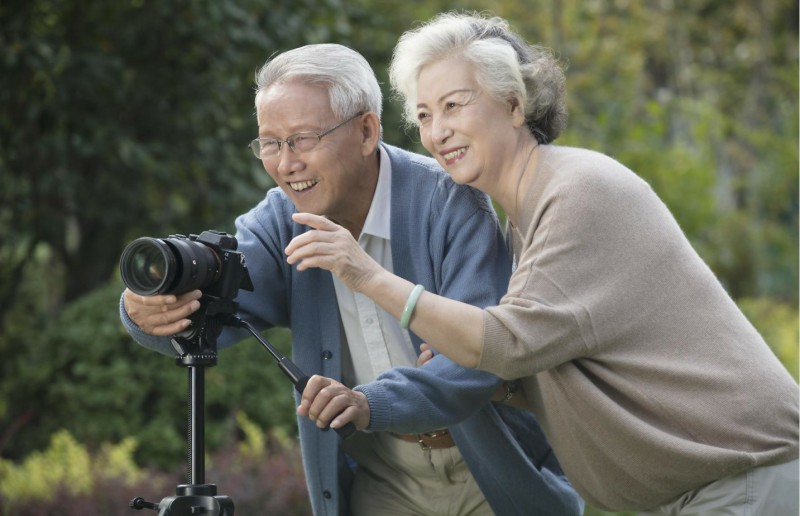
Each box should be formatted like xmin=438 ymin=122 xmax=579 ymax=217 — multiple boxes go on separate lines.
xmin=332 ymin=146 xmax=418 ymax=386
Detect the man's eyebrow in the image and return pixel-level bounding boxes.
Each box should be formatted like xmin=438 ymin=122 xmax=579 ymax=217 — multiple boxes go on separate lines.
xmin=417 ymin=89 xmax=473 ymax=109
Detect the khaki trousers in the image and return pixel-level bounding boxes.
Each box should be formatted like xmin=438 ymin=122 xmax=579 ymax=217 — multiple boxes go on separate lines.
xmin=342 ymin=431 xmax=494 ymax=516
xmin=638 ymin=459 xmax=799 ymax=516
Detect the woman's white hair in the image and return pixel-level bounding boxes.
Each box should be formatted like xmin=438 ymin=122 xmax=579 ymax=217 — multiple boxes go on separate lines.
xmin=389 ymin=12 xmax=567 ymax=143
xmin=255 ymin=43 xmax=382 ymax=120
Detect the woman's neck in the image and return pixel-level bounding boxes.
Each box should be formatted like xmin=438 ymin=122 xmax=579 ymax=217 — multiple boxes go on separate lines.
xmin=501 ymin=138 xmax=539 ymax=228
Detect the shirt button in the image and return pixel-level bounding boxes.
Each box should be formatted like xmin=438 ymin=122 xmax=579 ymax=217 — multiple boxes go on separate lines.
xmin=321 ymin=350 xmax=333 ymax=360
xmin=366 ymin=317 xmax=374 ymax=324
xmin=323 ymin=490 xmax=332 ymax=499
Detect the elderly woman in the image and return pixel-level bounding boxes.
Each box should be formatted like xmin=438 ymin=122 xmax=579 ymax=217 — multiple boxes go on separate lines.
xmin=288 ymin=12 xmax=799 ymax=515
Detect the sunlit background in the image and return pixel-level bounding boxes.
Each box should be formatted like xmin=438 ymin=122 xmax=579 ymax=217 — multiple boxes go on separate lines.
xmin=1 ymin=1 xmax=797 ymax=514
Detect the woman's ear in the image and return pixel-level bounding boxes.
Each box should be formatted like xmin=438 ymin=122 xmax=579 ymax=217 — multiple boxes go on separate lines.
xmin=359 ymin=112 xmax=382 ymax=156
xmin=509 ymin=98 xmax=526 ymax=128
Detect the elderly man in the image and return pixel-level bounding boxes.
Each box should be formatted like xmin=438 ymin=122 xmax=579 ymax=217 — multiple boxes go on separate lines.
xmin=120 ymin=43 xmax=581 ymax=516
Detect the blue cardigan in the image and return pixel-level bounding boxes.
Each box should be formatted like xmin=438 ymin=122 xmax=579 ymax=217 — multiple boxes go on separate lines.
xmin=121 ymin=143 xmax=582 ymax=515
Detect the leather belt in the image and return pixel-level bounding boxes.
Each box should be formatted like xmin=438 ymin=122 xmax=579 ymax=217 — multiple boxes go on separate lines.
xmin=391 ymin=429 xmax=455 ymax=450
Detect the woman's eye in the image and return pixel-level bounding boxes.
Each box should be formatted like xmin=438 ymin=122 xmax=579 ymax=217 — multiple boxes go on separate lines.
xmin=445 ymin=102 xmax=458 ymax=110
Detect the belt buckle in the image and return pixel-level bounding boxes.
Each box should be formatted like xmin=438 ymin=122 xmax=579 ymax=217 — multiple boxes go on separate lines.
xmin=415 ymin=429 xmax=448 ymax=451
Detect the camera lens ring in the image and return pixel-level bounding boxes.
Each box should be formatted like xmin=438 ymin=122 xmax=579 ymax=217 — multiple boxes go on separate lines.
xmin=163 ymin=237 xmax=220 ymax=295
xmin=119 ymin=237 xmax=176 ymax=296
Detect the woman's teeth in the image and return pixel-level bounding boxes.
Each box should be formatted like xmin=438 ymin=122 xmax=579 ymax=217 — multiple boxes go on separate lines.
xmin=443 ymin=148 xmax=466 ymax=161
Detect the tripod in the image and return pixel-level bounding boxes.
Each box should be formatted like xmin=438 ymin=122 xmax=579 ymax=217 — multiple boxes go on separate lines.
xmin=129 ymin=299 xmax=354 ymax=515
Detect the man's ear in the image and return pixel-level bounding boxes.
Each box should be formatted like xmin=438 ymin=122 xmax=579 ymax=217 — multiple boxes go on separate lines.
xmin=359 ymin=112 xmax=382 ymax=156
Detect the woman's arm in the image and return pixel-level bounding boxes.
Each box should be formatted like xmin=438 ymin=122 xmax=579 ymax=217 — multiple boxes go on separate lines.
xmin=285 ymin=212 xmax=484 ymax=368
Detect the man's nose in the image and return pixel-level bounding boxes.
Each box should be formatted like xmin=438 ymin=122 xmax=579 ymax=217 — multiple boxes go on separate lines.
xmin=275 ymin=142 xmax=302 ymax=175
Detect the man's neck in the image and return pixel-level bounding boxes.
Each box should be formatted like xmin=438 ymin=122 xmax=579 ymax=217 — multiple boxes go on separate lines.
xmin=334 ymin=149 xmax=381 ymax=238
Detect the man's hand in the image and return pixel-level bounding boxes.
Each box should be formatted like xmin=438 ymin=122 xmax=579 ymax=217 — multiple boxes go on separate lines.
xmin=123 ymin=288 xmax=203 ymax=336
xmin=297 ymin=375 xmax=371 ymax=431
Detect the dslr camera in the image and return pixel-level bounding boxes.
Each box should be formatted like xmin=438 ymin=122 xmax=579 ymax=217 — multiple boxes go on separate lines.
xmin=120 ymin=230 xmax=253 ymax=300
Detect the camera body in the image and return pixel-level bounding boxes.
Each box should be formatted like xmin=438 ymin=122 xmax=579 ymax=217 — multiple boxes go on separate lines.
xmin=120 ymin=230 xmax=253 ymax=300
xmin=182 ymin=230 xmax=251 ymax=300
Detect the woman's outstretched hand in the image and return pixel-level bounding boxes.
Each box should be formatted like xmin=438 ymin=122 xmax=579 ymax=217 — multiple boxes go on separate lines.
xmin=285 ymin=213 xmax=383 ymax=293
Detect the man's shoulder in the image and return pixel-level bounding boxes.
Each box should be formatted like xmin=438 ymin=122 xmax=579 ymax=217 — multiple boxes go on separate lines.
xmin=383 ymin=143 xmax=442 ymax=175
xmin=382 ymin=143 xmax=495 ymax=218
xmin=383 ymin=142 xmax=462 ymax=195
xmin=236 ymin=187 xmax=296 ymax=234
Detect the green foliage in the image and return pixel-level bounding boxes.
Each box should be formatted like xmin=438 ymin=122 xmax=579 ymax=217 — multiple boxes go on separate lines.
xmin=738 ymin=297 xmax=800 ymax=380
xmin=0 ymin=0 xmax=276 ymax=315
xmin=0 ymin=278 xmax=298 ymax=471
xmin=0 ymin=430 xmax=92 ymax=506
xmin=0 ymin=425 xmax=310 ymax=515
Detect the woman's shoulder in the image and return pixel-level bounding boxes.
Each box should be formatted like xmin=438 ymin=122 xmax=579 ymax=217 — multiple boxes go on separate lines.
xmin=539 ymin=144 xmax=651 ymax=198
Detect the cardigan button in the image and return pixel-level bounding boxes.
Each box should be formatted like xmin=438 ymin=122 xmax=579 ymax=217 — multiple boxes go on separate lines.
xmin=323 ymin=490 xmax=332 ymax=499
xmin=321 ymin=350 xmax=333 ymax=360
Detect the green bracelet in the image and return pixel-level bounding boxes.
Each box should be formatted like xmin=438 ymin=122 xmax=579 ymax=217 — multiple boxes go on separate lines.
xmin=400 ymin=284 xmax=425 ymax=329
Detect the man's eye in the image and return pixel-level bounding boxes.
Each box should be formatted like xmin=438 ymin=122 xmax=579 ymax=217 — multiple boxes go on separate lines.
xmin=445 ymin=102 xmax=458 ymax=109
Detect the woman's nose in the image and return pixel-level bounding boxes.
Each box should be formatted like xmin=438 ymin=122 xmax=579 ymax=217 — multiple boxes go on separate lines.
xmin=431 ymin=116 xmax=453 ymax=144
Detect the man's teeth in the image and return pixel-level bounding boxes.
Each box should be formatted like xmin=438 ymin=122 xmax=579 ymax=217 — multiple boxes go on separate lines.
xmin=443 ymin=148 xmax=466 ymax=161
xmin=289 ymin=180 xmax=318 ymax=191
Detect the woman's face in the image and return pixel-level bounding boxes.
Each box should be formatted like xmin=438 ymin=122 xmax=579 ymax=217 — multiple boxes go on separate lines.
xmin=416 ymin=55 xmax=524 ymax=190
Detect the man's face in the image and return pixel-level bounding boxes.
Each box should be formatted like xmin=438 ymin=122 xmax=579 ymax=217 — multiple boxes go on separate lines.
xmin=255 ymin=81 xmax=373 ymax=227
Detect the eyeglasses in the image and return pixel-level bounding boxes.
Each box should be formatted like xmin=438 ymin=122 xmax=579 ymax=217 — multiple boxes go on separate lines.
xmin=250 ymin=112 xmax=364 ymax=159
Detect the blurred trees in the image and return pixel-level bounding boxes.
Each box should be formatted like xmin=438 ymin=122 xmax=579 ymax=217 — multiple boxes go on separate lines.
xmin=0 ymin=0 xmax=796 ymax=514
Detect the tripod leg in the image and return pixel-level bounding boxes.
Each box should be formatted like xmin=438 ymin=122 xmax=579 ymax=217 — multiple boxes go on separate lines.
xmin=188 ymin=366 xmax=205 ymax=485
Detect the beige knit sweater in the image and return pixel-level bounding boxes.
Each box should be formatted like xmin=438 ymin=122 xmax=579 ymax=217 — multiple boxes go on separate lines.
xmin=480 ymin=144 xmax=798 ymax=511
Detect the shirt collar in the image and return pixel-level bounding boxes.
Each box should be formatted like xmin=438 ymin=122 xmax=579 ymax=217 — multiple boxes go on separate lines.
xmin=360 ymin=144 xmax=392 ymax=240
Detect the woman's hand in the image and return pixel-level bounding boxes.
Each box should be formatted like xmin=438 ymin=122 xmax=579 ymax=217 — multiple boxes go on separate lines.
xmin=297 ymin=375 xmax=371 ymax=431
xmin=285 ymin=213 xmax=383 ymax=293
xmin=123 ymin=288 xmax=202 ymax=336
xmin=417 ymin=342 xmax=435 ymax=367
xmin=287 ymin=213 xmax=484 ymax=370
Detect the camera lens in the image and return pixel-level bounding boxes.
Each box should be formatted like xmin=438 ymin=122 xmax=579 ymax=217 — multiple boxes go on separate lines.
xmin=120 ymin=237 xmax=219 ymax=296
xmin=120 ymin=238 xmax=171 ymax=295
